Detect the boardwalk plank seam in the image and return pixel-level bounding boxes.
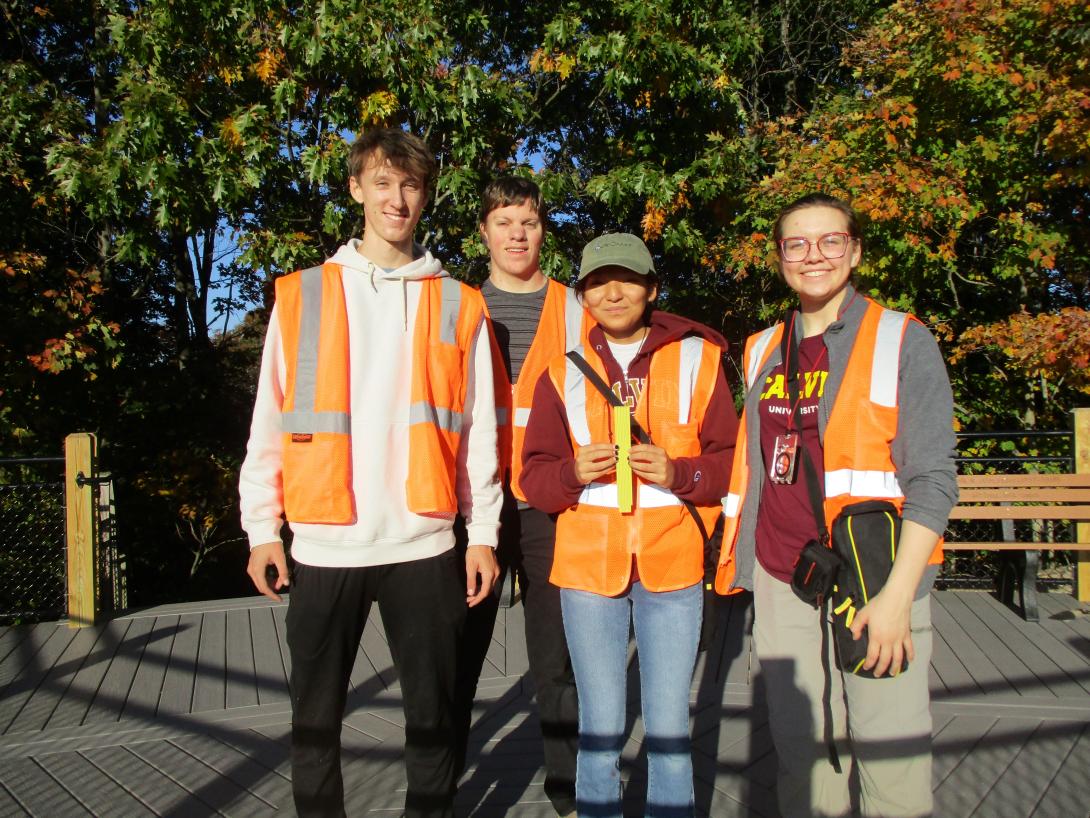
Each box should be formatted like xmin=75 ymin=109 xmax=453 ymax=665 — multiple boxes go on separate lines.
xmin=958 ymin=590 xmax=1090 ymax=697
xmin=28 ymin=754 xmax=97 ymax=817
xmin=86 ymin=616 xmax=155 ymax=726
xmin=1027 ymin=721 xmax=1090 ymax=818
xmin=120 ymin=742 xmax=231 ymax=817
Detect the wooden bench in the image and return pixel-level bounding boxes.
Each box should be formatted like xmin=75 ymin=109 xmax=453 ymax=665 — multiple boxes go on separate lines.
xmin=946 ymin=473 xmax=1090 ymax=621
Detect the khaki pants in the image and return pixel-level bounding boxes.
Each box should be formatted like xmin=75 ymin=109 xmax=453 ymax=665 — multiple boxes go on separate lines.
xmin=753 ymin=561 xmax=933 ymax=818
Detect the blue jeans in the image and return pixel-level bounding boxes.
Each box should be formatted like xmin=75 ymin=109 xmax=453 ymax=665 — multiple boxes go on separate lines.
xmin=561 ymin=581 xmax=702 ymax=818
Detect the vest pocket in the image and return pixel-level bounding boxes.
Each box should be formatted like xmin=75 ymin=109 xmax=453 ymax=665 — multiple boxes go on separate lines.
xmin=658 ymin=419 xmax=701 ymax=458
xmin=425 ymin=341 xmax=463 ymax=408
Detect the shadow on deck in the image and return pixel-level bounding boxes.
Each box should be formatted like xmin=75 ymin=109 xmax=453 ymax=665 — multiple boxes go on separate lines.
xmin=1 ymin=590 xmax=1088 ymax=816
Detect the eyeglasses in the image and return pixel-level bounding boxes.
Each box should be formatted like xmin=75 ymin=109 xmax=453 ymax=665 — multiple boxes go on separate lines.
xmin=778 ymin=232 xmax=855 ymax=263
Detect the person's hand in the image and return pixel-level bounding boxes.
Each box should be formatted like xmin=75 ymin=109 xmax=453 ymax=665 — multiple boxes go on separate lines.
xmin=465 ymin=545 xmax=499 ymax=608
xmin=850 ymin=586 xmax=914 ymax=677
xmin=247 ymin=541 xmax=289 ymax=602
xmin=575 ymin=443 xmax=617 ymax=484
xmin=628 ymin=444 xmax=676 ymax=489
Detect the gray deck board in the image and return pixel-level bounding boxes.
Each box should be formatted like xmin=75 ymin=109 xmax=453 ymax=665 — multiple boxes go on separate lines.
xmin=0 ymin=590 xmax=1087 ymax=816
xmin=970 ymin=719 xmax=1083 ymax=818
xmin=225 ymin=609 xmax=259 ymax=710
xmin=0 ymin=757 xmax=91 ymax=816
xmin=929 ymin=596 xmax=981 ymax=695
xmin=0 ymin=622 xmax=49 ymax=691
xmin=957 ymin=589 xmax=1090 ymax=698
xmin=82 ymin=615 xmax=154 ymax=725
xmin=37 ymin=750 xmax=158 ymax=817
xmin=46 ymin=619 xmax=129 ymax=730
xmin=171 ymin=731 xmax=292 ymax=809
xmin=81 ymin=742 xmax=215 ymax=815
xmin=8 ymin=623 xmax=102 ymax=734
xmin=129 ymin=738 xmax=275 ymax=817
xmin=0 ymin=624 xmax=77 ymax=734
xmin=0 ymin=779 xmax=28 ymax=816
xmin=269 ymin=604 xmax=291 ymax=679
xmin=192 ymin=610 xmax=227 ymax=714
xmin=121 ymin=615 xmax=177 ymax=721
xmin=247 ymin=607 xmax=286 ymax=706
xmin=933 ymin=591 xmax=1022 ymax=696
xmin=1028 ymin=721 xmax=1090 ymax=818
xmin=0 ymin=625 xmax=27 ymax=666
xmin=157 ymin=612 xmax=201 ymax=716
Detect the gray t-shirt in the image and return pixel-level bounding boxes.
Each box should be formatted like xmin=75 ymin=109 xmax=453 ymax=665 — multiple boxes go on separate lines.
xmin=480 ymin=279 xmax=549 ymax=383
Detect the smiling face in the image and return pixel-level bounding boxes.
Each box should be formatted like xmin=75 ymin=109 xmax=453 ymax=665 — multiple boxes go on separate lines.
xmin=579 ymin=266 xmax=658 ymax=343
xmin=349 ymin=152 xmax=427 ymax=260
xmin=777 ymin=205 xmax=861 ymax=313
xmin=480 ymin=199 xmax=545 ymax=284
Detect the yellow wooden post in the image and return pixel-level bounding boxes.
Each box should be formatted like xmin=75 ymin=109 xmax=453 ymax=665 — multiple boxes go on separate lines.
xmin=1075 ymin=408 xmax=1090 ymax=604
xmin=65 ymin=433 xmax=97 ymax=627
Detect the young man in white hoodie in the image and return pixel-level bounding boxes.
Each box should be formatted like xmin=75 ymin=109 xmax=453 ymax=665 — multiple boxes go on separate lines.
xmin=240 ymin=128 xmax=503 ymax=818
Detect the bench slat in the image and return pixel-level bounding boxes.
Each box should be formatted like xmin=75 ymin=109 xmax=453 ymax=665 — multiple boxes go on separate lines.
xmin=956 ymin=489 xmax=1090 ymax=502
xmin=956 ymin=474 xmax=1090 ymax=488
xmin=949 ymin=505 xmax=1090 ymax=520
xmin=943 ymin=541 xmax=1090 ymax=551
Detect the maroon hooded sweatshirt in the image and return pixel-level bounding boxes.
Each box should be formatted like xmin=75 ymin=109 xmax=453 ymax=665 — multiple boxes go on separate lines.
xmin=520 ymin=310 xmax=739 ymax=515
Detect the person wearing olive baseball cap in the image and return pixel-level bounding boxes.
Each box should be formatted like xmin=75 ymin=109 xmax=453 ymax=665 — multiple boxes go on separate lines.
xmin=521 ymin=230 xmax=740 ymax=817
xmin=576 ymin=231 xmax=657 ymax=285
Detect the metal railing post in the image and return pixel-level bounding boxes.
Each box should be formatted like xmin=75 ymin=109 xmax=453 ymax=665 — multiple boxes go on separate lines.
xmin=65 ymin=432 xmax=97 ymax=627
xmin=1075 ymin=408 xmax=1090 ymax=604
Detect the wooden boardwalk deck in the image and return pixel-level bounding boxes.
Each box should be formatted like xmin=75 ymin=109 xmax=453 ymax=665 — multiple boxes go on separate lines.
xmin=1 ymin=589 xmax=1088 ymax=817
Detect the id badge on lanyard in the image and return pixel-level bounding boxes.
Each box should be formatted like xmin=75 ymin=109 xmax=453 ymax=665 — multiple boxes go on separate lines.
xmin=769 ymin=312 xmax=808 ymax=486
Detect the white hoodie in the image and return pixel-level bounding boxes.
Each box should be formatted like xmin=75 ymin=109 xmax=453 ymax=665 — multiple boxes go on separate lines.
xmin=239 ymin=240 xmax=502 ymax=567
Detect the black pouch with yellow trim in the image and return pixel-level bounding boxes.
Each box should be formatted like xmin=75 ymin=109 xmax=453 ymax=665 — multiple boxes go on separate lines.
xmin=829 ymin=500 xmax=907 ymax=678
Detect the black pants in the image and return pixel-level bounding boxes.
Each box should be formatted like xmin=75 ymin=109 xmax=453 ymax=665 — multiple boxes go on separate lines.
xmin=454 ymin=501 xmax=578 ymax=816
xmin=286 ymin=551 xmax=465 ymax=818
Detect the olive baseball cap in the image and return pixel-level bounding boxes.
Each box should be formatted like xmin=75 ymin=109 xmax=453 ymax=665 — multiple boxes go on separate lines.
xmin=577 ymin=233 xmax=655 ymax=283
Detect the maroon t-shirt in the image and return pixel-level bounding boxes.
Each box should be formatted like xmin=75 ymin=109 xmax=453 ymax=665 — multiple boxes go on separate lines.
xmin=755 ymin=334 xmax=829 ymax=582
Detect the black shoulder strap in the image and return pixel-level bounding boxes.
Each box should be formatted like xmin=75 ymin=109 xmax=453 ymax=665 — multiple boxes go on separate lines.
xmin=780 ymin=315 xmax=840 ymax=773
xmin=565 ymin=350 xmax=709 ymax=544
xmin=779 ymin=313 xmax=829 ymax=545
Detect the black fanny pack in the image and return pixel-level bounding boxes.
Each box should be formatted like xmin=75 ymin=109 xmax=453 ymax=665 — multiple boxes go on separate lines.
xmin=828 ymin=499 xmax=907 ymax=678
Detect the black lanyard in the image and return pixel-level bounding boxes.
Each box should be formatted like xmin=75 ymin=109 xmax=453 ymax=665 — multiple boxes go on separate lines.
xmin=778 ymin=311 xmax=829 ymax=546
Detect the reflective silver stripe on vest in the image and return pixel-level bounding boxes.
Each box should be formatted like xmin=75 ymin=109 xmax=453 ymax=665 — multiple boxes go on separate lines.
xmin=440 ymin=276 xmax=462 ymax=345
xmin=409 ymin=402 xmax=464 ymax=434
xmin=676 ymin=336 xmax=704 ymax=423
xmin=281 ymin=411 xmax=351 ymax=434
xmin=871 ymin=310 xmax=908 ymax=408
xmin=496 ymin=407 xmax=509 ymax=426
xmin=824 ymin=468 xmax=902 ymax=499
xmin=564 ymin=347 xmax=592 ymax=446
xmin=722 ymin=492 xmax=741 ymax=517
xmin=746 ymin=327 xmax=777 ymax=389
xmin=564 ymin=287 xmax=584 ymax=352
xmin=282 ymin=265 xmax=352 ymax=435
xmin=514 ymin=407 xmax=532 ymax=428
xmin=578 ymin=481 xmax=684 ymax=508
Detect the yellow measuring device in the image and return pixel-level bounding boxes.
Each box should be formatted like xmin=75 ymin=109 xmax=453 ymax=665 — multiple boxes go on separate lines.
xmin=614 ymin=405 xmax=633 ymax=512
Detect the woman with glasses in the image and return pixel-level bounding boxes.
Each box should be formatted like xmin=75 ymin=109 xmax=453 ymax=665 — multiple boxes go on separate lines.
xmin=716 ymin=193 xmax=958 ymax=817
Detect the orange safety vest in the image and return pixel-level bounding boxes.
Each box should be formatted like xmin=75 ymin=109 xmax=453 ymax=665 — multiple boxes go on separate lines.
xmin=276 ymin=263 xmax=486 ymax=524
xmin=547 ymin=337 xmax=723 ymax=595
xmin=714 ymin=298 xmax=943 ymax=594
xmin=488 ymin=279 xmax=588 ymax=501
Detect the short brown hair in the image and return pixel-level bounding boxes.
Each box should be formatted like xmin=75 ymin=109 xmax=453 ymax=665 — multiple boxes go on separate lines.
xmin=347 ymin=129 xmax=437 ymax=191
xmin=478 ymin=175 xmax=547 ymax=225
xmin=773 ymin=193 xmax=862 ymax=245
